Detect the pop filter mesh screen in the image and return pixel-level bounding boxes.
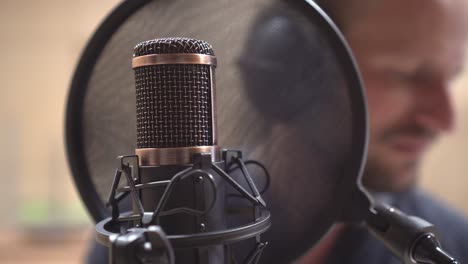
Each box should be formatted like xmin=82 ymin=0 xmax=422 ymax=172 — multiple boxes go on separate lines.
xmin=73 ymin=0 xmax=368 ymax=262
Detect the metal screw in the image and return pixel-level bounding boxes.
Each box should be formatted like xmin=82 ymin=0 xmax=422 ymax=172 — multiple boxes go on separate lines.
xmin=195 ymin=175 xmax=204 ymax=184
xmin=199 ymin=223 xmax=206 ymax=231
xmin=143 ymin=242 xmax=152 ymax=251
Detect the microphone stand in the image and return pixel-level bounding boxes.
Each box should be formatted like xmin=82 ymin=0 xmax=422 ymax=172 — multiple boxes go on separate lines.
xmin=95 ymin=150 xmax=271 ymax=264
xmin=366 ymin=202 xmax=459 ymax=264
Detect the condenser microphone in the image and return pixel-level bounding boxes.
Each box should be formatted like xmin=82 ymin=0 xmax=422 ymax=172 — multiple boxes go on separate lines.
xmin=132 ymin=37 xmax=219 ymax=161
xmin=132 ymin=37 xmax=224 ymax=263
xmin=95 ymin=38 xmax=271 ymax=264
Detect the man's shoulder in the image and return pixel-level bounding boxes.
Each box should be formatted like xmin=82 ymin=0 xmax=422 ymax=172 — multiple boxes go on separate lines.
xmin=395 ymin=189 xmax=468 ymax=260
xmin=398 ymin=189 xmax=468 ymax=230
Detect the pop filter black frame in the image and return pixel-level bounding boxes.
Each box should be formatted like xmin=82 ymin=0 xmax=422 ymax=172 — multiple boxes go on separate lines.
xmin=66 ymin=0 xmax=369 ymax=224
xmin=67 ymin=0 xmax=152 ymax=222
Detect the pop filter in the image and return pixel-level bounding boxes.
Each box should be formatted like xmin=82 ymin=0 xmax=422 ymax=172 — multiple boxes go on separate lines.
xmin=66 ymin=0 xmax=370 ymax=262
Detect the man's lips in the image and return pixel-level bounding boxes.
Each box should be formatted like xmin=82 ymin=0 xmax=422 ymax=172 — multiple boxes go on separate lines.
xmin=387 ymin=135 xmax=433 ymax=156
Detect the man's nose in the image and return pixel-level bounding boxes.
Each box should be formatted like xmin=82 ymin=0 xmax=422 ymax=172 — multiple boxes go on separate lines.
xmin=413 ymin=80 xmax=454 ymax=133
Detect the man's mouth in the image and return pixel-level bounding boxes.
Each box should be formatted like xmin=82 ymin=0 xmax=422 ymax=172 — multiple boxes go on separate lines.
xmin=388 ymin=135 xmax=432 ymax=157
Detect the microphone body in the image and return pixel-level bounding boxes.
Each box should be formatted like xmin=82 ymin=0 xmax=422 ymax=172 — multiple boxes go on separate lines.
xmin=138 ymin=164 xmax=227 ymax=263
xmin=133 ymin=38 xmax=226 ymax=263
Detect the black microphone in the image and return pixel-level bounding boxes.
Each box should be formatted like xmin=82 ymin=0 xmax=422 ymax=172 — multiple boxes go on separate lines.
xmin=132 ymin=37 xmax=225 ymax=263
xmin=133 ymin=37 xmax=218 ymax=150
xmin=95 ymin=38 xmax=271 ymax=264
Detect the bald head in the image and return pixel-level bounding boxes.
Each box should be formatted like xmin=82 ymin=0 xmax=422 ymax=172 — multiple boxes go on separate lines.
xmin=317 ymin=0 xmax=468 ymax=34
xmin=316 ymin=0 xmax=468 ymax=192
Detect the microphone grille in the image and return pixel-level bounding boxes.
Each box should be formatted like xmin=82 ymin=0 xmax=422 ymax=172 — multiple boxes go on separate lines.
xmin=133 ymin=38 xmax=215 ymax=149
xmin=134 ymin=37 xmax=214 ymax=56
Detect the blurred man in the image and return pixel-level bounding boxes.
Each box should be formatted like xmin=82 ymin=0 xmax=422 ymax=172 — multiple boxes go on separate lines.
xmin=300 ymin=0 xmax=468 ymax=263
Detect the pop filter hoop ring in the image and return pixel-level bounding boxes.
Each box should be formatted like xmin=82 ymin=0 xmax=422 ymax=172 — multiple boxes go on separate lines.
xmin=67 ymin=0 xmax=152 ymax=222
xmin=66 ymin=0 xmax=370 ymax=227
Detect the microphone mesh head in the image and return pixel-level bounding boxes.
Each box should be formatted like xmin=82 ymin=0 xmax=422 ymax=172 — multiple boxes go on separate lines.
xmin=133 ymin=38 xmax=215 ymax=149
xmin=134 ymin=38 xmax=215 ymax=56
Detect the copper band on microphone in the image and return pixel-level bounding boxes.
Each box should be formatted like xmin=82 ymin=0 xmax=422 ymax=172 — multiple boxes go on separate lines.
xmin=132 ymin=53 xmax=217 ymax=68
xmin=136 ymin=146 xmax=220 ymax=166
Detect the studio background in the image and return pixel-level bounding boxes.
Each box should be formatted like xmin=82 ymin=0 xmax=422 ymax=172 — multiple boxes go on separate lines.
xmin=0 ymin=1 xmax=466 ymax=263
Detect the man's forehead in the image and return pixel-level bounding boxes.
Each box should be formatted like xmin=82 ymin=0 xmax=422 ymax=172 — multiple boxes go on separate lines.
xmin=343 ymin=0 xmax=468 ymax=21
xmin=345 ymin=0 xmax=468 ymax=72
xmin=347 ymin=0 xmax=467 ymax=39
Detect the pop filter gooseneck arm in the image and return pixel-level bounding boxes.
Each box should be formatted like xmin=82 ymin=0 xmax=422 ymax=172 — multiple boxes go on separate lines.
xmin=366 ymin=202 xmax=459 ymax=264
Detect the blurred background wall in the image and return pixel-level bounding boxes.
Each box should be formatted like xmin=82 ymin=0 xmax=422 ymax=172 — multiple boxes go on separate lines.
xmin=0 ymin=0 xmax=466 ymax=263
xmin=0 ymin=1 xmax=119 ymax=263
xmin=421 ymin=67 xmax=468 ymax=213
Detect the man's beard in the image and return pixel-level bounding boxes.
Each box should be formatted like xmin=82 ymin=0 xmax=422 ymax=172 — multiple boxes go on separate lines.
xmin=362 ymin=123 xmax=435 ymax=192
xmin=362 ymin=152 xmax=420 ymax=193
